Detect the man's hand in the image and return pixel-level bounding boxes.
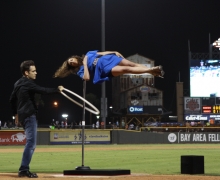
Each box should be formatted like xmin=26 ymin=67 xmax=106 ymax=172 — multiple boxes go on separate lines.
xmin=58 ymin=86 xmax=64 ymax=92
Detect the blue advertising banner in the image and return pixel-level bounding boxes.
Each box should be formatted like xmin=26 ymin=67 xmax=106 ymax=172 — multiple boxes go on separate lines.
xmin=128 ymin=106 xmax=143 ymax=114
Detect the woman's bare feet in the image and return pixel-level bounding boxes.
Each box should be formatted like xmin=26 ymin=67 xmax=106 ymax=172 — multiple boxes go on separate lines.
xmin=148 ymin=66 xmax=165 ymax=78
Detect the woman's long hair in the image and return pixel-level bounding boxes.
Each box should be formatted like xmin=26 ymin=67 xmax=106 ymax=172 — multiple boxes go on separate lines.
xmin=54 ymin=55 xmax=83 ymax=78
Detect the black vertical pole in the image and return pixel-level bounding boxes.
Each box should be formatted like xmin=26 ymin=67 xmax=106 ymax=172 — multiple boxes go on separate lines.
xmin=75 ymin=80 xmax=90 ymax=170
xmin=82 ymin=80 xmax=86 ymax=166
xmin=101 ymin=0 xmax=107 ymax=129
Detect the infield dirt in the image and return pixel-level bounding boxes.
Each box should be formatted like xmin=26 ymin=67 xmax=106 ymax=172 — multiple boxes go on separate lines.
xmin=0 ymin=173 xmax=220 ymax=180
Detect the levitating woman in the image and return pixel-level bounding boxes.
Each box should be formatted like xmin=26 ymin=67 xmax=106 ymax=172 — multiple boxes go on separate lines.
xmin=54 ymin=50 xmax=164 ymax=84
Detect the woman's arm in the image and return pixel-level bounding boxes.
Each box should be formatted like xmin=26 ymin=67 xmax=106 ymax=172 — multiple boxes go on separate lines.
xmin=82 ymin=55 xmax=90 ymax=81
xmin=97 ymin=51 xmax=124 ymax=58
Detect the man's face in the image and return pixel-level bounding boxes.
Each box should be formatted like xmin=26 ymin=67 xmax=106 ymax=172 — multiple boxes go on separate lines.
xmin=25 ymin=65 xmax=37 ymax=80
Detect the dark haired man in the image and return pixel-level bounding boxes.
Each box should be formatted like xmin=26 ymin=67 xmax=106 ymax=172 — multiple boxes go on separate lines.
xmin=9 ymin=60 xmax=64 ymax=178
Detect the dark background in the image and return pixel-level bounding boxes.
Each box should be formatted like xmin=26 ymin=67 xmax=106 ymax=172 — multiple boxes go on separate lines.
xmin=1 ymin=0 xmax=219 ymax=125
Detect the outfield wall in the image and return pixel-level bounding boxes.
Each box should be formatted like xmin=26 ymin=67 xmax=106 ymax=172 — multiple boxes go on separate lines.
xmin=111 ymin=130 xmax=220 ymax=144
xmin=1 ymin=129 xmax=220 ymax=145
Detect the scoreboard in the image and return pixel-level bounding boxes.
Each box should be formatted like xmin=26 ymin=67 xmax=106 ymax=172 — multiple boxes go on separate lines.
xmin=184 ymin=97 xmax=220 ymax=121
xmin=201 ymin=97 xmax=220 ymax=114
xmin=202 ymin=105 xmax=220 ymax=113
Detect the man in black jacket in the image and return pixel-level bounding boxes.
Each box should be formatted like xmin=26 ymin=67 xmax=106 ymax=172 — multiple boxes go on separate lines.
xmin=9 ymin=60 xmax=64 ymax=178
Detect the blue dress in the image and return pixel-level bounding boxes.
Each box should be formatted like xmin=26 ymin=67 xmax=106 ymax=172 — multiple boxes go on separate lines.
xmin=77 ymin=50 xmax=123 ymax=84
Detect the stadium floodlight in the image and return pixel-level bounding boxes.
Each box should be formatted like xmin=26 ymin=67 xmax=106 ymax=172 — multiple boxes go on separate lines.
xmin=213 ymin=38 xmax=220 ymax=50
xmin=62 ymin=114 xmax=68 ymax=118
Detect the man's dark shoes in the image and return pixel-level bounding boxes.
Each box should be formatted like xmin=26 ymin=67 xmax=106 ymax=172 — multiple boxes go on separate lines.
xmin=18 ymin=170 xmax=38 ymax=178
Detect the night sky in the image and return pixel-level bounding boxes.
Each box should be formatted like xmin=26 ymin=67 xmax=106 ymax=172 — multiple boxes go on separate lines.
xmin=1 ymin=0 xmax=220 ymax=125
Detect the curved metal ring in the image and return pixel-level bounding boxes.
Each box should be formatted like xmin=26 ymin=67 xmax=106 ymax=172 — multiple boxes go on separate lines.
xmin=61 ymin=88 xmax=100 ymax=115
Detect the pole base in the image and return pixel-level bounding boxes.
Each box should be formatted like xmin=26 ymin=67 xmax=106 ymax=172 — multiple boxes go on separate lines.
xmin=63 ymin=169 xmax=130 ymax=176
xmin=75 ymin=166 xmax=91 ymax=170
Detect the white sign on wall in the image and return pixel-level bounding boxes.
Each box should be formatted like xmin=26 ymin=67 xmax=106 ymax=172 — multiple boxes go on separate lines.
xmin=184 ymin=97 xmax=201 ymax=114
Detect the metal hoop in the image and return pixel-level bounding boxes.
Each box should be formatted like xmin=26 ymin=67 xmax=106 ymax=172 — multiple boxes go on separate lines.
xmin=61 ymin=88 xmax=100 ymax=115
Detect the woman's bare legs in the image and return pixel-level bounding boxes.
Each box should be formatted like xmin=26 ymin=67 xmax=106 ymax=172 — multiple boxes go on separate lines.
xmin=117 ymin=59 xmax=149 ymax=68
xmin=111 ymin=59 xmax=164 ymax=77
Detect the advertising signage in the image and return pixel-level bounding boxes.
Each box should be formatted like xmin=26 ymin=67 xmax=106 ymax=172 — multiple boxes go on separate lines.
xmin=184 ymin=97 xmax=201 ymax=114
xmin=167 ymin=132 xmax=220 ymax=144
xmin=184 ymin=114 xmax=220 ymax=121
xmin=184 ymin=114 xmax=209 ymax=121
xmin=0 ymin=131 xmax=26 ymax=145
xmin=202 ymin=105 xmax=220 ymax=114
xmin=128 ymin=106 xmax=143 ymax=114
xmin=50 ymin=130 xmax=110 ymax=145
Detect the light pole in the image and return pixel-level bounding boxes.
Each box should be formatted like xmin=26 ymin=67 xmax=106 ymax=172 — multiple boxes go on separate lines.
xmin=62 ymin=114 xmax=68 ymax=128
xmin=12 ymin=116 xmax=15 ymax=127
xmin=101 ymin=0 xmax=107 ymax=129
xmin=62 ymin=114 xmax=68 ymax=118
xmin=53 ymin=101 xmax=58 ymax=124
xmin=96 ymin=115 xmax=100 ymax=129
xmin=109 ymin=106 xmax=114 ymax=128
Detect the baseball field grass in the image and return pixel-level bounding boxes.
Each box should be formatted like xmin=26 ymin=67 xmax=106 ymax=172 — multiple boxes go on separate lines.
xmin=0 ymin=144 xmax=220 ymax=176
